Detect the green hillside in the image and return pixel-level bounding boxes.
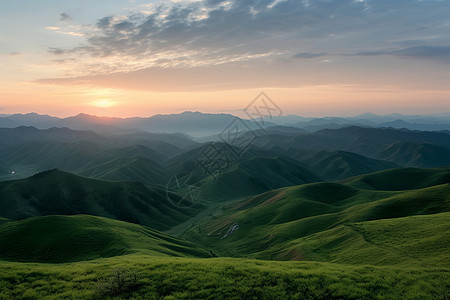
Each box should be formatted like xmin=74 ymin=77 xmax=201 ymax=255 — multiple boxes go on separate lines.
xmin=343 ymin=166 xmax=450 ymax=190
xmin=183 ymin=167 xmax=450 ymax=260
xmin=301 ymin=150 xmax=399 ymax=180
xmin=76 ymin=144 xmax=167 ymax=168
xmin=256 ymin=212 xmax=450 ymax=266
xmin=252 ymin=126 xmax=450 ymax=168
xmin=0 ymin=161 xmax=10 ymax=181
xmin=376 ymin=142 xmax=450 ymax=168
xmin=0 ymin=141 xmax=103 ymax=180
xmin=0 ymin=166 xmax=449 ymax=299
xmin=275 ymin=148 xmax=399 ymax=180
xmin=0 ymin=215 xmax=211 ymax=263
xmin=77 ymin=156 xmax=165 ymax=184
xmin=198 ymin=157 xmax=322 ymax=201
xmin=0 ymin=142 xmax=168 ymax=182
xmin=0 ymin=169 xmax=200 ymax=230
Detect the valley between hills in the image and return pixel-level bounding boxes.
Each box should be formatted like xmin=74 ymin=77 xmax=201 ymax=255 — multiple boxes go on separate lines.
xmin=0 ymin=112 xmax=449 ymax=299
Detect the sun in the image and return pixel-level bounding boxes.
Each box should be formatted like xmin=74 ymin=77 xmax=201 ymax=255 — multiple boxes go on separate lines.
xmin=90 ymin=99 xmax=117 ymax=108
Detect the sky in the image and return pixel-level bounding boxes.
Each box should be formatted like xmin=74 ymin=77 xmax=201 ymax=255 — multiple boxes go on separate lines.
xmin=0 ymin=0 xmax=449 ymax=118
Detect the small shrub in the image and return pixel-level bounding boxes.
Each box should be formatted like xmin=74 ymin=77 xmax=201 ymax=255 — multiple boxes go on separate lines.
xmin=96 ymin=268 xmax=141 ymax=297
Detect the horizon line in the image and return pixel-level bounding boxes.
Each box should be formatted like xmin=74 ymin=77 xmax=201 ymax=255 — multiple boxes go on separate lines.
xmin=2 ymin=110 xmax=450 ymax=120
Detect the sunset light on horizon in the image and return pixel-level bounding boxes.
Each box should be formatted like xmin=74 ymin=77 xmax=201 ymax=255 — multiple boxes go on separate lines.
xmin=1 ymin=0 xmax=449 ymax=118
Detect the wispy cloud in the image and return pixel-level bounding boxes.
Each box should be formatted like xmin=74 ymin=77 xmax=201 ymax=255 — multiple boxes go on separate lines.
xmin=40 ymin=0 xmax=450 ymax=90
xmin=293 ymin=52 xmax=327 ymax=59
xmin=396 ymin=45 xmax=450 ymax=63
xmin=350 ymin=45 xmax=450 ymax=63
xmin=46 ymin=25 xmax=85 ymax=37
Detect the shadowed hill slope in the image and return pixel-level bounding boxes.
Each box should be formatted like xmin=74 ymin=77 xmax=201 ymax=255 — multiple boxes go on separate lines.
xmin=0 ymin=215 xmax=212 ymax=263
xmin=0 ymin=169 xmax=200 ymax=230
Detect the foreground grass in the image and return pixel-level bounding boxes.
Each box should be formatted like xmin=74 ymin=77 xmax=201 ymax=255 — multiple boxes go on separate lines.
xmin=0 ymin=255 xmax=449 ymax=299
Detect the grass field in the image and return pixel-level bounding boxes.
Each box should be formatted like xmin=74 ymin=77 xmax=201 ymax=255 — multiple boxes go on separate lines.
xmin=0 ymin=167 xmax=449 ymax=299
xmin=0 ymin=255 xmax=449 ymax=299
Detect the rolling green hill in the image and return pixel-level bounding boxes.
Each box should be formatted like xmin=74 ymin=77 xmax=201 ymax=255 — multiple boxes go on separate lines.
xmin=279 ymin=149 xmax=399 ymax=180
xmin=0 ymin=160 xmax=10 ymax=180
xmin=0 ymin=142 xmax=170 ymax=182
xmin=343 ymin=166 xmax=450 ymax=190
xmin=255 ymin=212 xmax=450 ymax=266
xmin=251 ymin=126 xmax=450 ymax=168
xmin=77 ymin=156 xmax=165 ymax=184
xmin=0 ymin=169 xmax=200 ymax=230
xmin=0 ymin=166 xmax=449 ymax=299
xmin=376 ymin=142 xmax=450 ymax=168
xmin=198 ymin=157 xmax=322 ymax=201
xmin=0 ymin=141 xmax=104 ymax=180
xmin=0 ymin=215 xmax=211 ymax=263
xmin=0 ymin=127 xmax=196 ymax=181
xmin=166 ymin=155 xmax=322 ymax=202
xmin=183 ymin=167 xmax=450 ymax=261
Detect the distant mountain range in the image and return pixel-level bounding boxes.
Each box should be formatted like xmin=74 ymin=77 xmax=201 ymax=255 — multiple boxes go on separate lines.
xmin=1 ymin=125 xmax=450 ymax=185
xmin=0 ymin=112 xmax=262 ymax=137
xmin=251 ymin=126 xmax=450 ymax=168
xmin=1 ymin=111 xmax=450 ymax=137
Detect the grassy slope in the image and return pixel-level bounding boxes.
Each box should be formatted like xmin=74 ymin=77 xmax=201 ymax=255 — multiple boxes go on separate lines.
xmin=183 ymin=167 xmax=450 ymax=261
xmin=0 ymin=167 xmax=449 ymax=299
xmin=343 ymin=166 xmax=450 ymax=191
xmin=256 ymin=212 xmax=450 ymax=266
xmin=305 ymin=150 xmax=399 ymax=181
xmin=0 ymin=169 xmax=200 ymax=231
xmin=0 ymin=255 xmax=448 ymax=299
xmin=77 ymin=156 xmax=165 ymax=184
xmin=198 ymin=157 xmax=322 ymax=201
xmin=281 ymin=148 xmax=399 ymax=180
xmin=377 ymin=142 xmax=450 ymax=168
xmin=0 ymin=141 xmax=104 ymax=180
xmin=0 ymin=215 xmax=211 ymax=263
xmin=75 ymin=144 xmax=167 ymax=184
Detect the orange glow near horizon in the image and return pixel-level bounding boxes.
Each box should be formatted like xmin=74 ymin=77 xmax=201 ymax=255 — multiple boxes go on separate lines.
xmin=1 ymin=81 xmax=450 ymax=118
xmin=90 ymin=99 xmax=118 ymax=108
